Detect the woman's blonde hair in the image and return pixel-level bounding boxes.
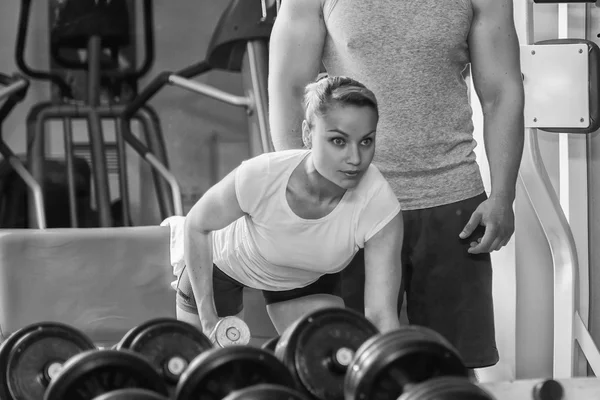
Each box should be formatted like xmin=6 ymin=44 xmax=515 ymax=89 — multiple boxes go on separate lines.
xmin=303 ymin=75 xmax=379 ymax=128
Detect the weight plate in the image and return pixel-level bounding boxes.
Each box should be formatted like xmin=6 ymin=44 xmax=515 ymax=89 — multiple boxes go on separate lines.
xmin=210 ymin=316 xmax=251 ymax=347
xmin=125 ymin=319 xmax=213 ymax=387
xmin=274 ymin=307 xmax=379 ymax=400
xmin=397 ymin=377 xmax=495 ymax=400
xmin=260 ymin=336 xmax=279 ymax=353
xmin=1 ymin=322 xmax=95 ymax=400
xmin=1 ymin=323 xmax=50 ymax=400
xmin=175 ymin=346 xmax=295 ymax=400
xmin=44 ymin=349 xmax=169 ymax=400
xmin=92 ymin=388 xmax=170 ymax=400
xmin=344 ymin=326 xmax=468 ymax=400
xmin=116 ymin=318 xmax=178 ymax=350
xmin=222 ymin=383 xmax=312 ymax=400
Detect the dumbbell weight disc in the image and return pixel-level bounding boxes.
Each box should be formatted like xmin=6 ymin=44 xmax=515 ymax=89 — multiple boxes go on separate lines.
xmin=209 ymin=316 xmax=251 ymax=347
xmin=92 ymin=388 xmax=170 ymax=400
xmin=0 ymin=323 xmax=52 ymax=400
xmin=175 ymin=346 xmax=295 ymax=400
xmin=222 ymin=383 xmax=312 ymax=400
xmin=397 ymin=377 xmax=495 ymax=400
xmin=115 ymin=318 xmax=178 ymax=350
xmin=44 ymin=349 xmax=169 ymax=400
xmin=119 ymin=318 xmax=213 ymax=390
xmin=274 ymin=307 xmax=379 ymax=400
xmin=0 ymin=322 xmax=96 ymax=400
xmin=344 ymin=326 xmax=469 ymax=400
xmin=260 ymin=336 xmax=279 ymax=353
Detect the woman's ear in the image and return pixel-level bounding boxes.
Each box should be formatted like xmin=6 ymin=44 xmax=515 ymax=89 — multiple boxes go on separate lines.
xmin=302 ymin=120 xmax=312 ymax=149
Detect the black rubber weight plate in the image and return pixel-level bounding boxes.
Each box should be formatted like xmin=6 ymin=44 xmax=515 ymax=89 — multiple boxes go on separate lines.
xmin=175 ymin=347 xmax=296 ymax=400
xmin=344 ymin=326 xmax=468 ymax=400
xmin=398 ymin=377 xmax=495 ymax=400
xmin=116 ymin=318 xmax=179 ymax=350
xmin=0 ymin=323 xmax=53 ymax=400
xmin=44 ymin=349 xmax=169 ymax=400
xmin=2 ymin=321 xmax=95 ymax=400
xmin=260 ymin=336 xmax=279 ymax=353
xmin=222 ymin=384 xmax=312 ymax=400
xmin=275 ymin=307 xmax=379 ymax=400
xmin=126 ymin=319 xmax=213 ymax=385
xmin=92 ymin=388 xmax=171 ymax=400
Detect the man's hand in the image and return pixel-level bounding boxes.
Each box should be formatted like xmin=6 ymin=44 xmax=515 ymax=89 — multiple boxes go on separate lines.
xmin=459 ymin=196 xmax=515 ymax=254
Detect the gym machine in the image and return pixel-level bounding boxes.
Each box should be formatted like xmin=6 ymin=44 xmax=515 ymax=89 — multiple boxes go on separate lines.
xmin=510 ymin=0 xmax=600 ymax=379
xmin=119 ymin=0 xmax=277 ymax=198
xmin=0 ymin=73 xmax=46 ymax=228
xmin=16 ymin=0 xmax=181 ymax=228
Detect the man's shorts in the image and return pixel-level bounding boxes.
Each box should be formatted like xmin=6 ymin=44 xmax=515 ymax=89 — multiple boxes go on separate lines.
xmin=340 ymin=192 xmax=499 ymax=368
xmin=176 ymin=263 xmax=342 ymax=316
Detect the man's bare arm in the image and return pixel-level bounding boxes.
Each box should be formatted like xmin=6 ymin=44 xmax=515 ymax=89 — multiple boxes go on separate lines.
xmin=460 ymin=0 xmax=524 ymax=253
xmin=470 ymin=0 xmax=525 ymax=202
xmin=268 ymin=0 xmax=326 ymax=150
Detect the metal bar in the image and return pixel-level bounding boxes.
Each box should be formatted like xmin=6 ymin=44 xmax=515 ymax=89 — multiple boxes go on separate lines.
xmin=145 ymin=153 xmax=183 ymax=216
xmin=135 ymin=108 xmax=173 ymax=219
xmin=0 ymin=139 xmax=46 ymax=229
xmin=168 ymin=75 xmax=251 ymax=107
xmin=518 ymin=128 xmax=578 ymax=378
xmin=114 ymin=117 xmax=131 ymax=226
xmin=63 ymin=118 xmax=78 ymax=227
xmin=260 ymin=0 xmax=268 ymax=21
xmin=246 ymin=41 xmax=273 ymax=153
xmin=86 ymin=36 xmax=112 ymax=227
xmin=555 ymin=2 xmax=591 ymax=378
xmin=574 ymin=311 xmax=600 ymax=375
xmin=28 ymin=109 xmax=47 ymax=229
xmin=0 ymin=79 xmax=27 ymax=101
xmin=118 ymin=116 xmax=182 ymax=218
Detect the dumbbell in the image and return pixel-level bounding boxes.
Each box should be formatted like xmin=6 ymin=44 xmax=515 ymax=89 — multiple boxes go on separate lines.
xmin=208 ymin=316 xmax=252 ymax=347
xmin=274 ymin=307 xmax=380 ymax=400
xmin=174 ymin=346 xmax=296 ymax=400
xmin=397 ymin=377 xmax=496 ymax=400
xmin=44 ymin=349 xmax=170 ymax=400
xmin=114 ymin=318 xmax=213 ymax=395
xmin=344 ymin=326 xmax=469 ymax=400
xmin=222 ymin=384 xmax=312 ymax=400
xmin=0 ymin=321 xmax=96 ymax=400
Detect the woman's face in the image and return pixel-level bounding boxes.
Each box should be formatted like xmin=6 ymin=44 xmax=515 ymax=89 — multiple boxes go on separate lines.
xmin=304 ymin=105 xmax=378 ymax=190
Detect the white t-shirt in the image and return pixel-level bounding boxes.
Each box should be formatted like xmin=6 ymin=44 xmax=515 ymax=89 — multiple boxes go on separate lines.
xmin=212 ymin=149 xmax=401 ymax=291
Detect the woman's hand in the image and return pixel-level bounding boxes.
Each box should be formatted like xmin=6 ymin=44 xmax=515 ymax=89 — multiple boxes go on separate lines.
xmin=200 ymin=312 xmax=220 ymax=336
xmin=367 ymin=310 xmax=401 ymax=333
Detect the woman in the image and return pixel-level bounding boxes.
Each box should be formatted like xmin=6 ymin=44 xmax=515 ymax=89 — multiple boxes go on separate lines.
xmin=176 ymin=76 xmax=402 ymax=335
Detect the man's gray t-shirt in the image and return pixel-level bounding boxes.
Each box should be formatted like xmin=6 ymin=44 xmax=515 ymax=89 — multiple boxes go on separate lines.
xmin=322 ymin=0 xmax=484 ymax=210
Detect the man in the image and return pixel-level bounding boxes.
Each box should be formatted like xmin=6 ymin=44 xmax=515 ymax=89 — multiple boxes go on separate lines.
xmin=267 ymin=0 xmax=524 ymax=371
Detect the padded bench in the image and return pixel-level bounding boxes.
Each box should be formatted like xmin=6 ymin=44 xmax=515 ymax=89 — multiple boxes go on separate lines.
xmin=0 ymin=226 xmax=277 ymax=347
xmin=0 ymin=226 xmax=175 ymax=346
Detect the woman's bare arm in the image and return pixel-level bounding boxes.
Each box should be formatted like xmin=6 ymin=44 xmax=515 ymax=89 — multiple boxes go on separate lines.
xmin=184 ymin=168 xmax=246 ymax=332
xmin=363 ymin=212 xmax=404 ymax=332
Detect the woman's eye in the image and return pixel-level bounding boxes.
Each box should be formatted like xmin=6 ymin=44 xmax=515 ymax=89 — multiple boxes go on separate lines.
xmin=361 ymin=138 xmax=373 ymax=146
xmin=332 ymin=138 xmax=345 ymax=146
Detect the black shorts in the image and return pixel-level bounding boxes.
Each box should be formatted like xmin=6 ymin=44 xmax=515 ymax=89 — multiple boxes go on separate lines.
xmin=176 ymin=263 xmax=342 ymax=316
xmin=340 ymin=192 xmax=499 ymax=369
